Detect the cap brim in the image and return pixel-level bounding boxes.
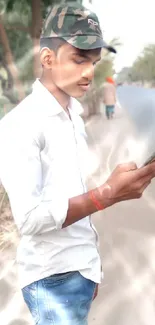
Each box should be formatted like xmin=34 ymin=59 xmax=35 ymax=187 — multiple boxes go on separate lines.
xmin=64 ymin=35 xmax=117 ymax=53
xmin=105 ymin=45 xmax=117 ymax=54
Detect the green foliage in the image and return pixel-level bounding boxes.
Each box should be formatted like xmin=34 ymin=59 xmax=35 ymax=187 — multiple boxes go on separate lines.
xmin=0 ymin=95 xmax=14 ymax=119
xmin=1 ymin=0 xmax=85 ymax=85
xmin=94 ymin=58 xmax=114 ymax=86
xmin=6 ymin=0 xmax=52 ymax=12
xmin=128 ymin=44 xmax=155 ymax=83
xmin=94 ymin=37 xmax=121 ymax=86
xmin=0 ymin=0 xmax=120 ymax=107
xmin=0 ymin=22 xmax=34 ymax=88
xmin=116 ymin=67 xmax=131 ymax=84
xmin=5 ymin=0 xmax=81 ymax=13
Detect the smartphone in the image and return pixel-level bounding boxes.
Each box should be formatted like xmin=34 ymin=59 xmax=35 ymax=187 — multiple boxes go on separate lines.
xmin=142 ymin=152 xmax=155 ymax=167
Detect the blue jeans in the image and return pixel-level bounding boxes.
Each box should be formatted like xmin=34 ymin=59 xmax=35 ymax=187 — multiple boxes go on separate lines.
xmin=22 ymin=271 xmax=96 ymax=325
xmin=105 ymin=105 xmax=115 ymax=119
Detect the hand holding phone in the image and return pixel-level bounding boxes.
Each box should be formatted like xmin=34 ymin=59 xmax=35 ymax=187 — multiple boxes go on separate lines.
xmin=99 ymin=161 xmax=155 ymax=208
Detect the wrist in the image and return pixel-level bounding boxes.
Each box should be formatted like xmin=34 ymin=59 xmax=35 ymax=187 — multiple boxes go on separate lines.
xmin=97 ymin=183 xmax=113 ymax=208
xmin=89 ymin=189 xmax=104 ymax=211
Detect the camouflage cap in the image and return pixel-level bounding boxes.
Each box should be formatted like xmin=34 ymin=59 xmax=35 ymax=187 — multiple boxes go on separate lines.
xmin=41 ymin=3 xmax=116 ymax=53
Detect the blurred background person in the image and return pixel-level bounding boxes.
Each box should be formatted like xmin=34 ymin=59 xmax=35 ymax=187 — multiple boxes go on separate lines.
xmin=103 ymin=76 xmax=116 ymax=119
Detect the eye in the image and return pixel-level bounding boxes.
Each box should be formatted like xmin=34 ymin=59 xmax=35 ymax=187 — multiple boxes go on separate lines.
xmin=93 ymin=60 xmax=100 ymax=66
xmin=73 ymin=59 xmax=86 ymax=64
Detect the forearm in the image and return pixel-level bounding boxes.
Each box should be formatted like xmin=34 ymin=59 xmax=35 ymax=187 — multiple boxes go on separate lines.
xmin=19 ymin=188 xmax=103 ymax=235
xmin=63 ymin=185 xmax=111 ymax=228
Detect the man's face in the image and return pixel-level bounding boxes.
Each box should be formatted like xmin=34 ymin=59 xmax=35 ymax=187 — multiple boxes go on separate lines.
xmin=50 ymin=43 xmax=101 ymax=98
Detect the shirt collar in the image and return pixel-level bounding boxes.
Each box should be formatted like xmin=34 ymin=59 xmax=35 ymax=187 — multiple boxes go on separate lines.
xmin=32 ymin=79 xmax=76 ymax=117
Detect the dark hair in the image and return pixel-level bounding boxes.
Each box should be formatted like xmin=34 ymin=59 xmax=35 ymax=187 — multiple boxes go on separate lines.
xmin=40 ymin=37 xmax=66 ymax=53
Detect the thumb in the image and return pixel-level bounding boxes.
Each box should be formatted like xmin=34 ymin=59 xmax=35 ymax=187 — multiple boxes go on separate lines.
xmin=115 ymin=162 xmax=138 ymax=173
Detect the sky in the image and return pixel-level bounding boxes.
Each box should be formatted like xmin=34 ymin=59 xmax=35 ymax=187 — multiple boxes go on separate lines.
xmin=83 ymin=0 xmax=155 ymax=73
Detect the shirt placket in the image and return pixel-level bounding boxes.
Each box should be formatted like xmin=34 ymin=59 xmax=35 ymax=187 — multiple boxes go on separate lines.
xmin=69 ymin=112 xmax=102 ymax=277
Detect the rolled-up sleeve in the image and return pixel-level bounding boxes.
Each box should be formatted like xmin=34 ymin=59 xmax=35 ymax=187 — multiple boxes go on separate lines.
xmin=0 ymin=130 xmax=68 ymax=236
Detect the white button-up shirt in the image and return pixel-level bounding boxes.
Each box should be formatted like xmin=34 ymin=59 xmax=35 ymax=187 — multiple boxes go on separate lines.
xmin=0 ymin=80 xmax=102 ymax=288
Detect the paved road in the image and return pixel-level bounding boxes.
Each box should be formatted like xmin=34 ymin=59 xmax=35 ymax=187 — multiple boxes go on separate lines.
xmin=89 ymin=85 xmax=155 ymax=325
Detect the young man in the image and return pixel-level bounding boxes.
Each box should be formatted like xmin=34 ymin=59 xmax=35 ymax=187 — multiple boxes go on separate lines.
xmin=0 ymin=4 xmax=155 ymax=325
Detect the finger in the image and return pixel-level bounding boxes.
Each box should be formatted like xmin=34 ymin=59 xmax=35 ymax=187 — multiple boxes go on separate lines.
xmin=127 ymin=180 xmax=150 ymax=200
xmin=139 ymin=173 xmax=154 ymax=186
xmin=140 ymin=181 xmax=151 ymax=194
xmin=132 ymin=174 xmax=152 ymax=192
xmin=132 ymin=162 xmax=155 ymax=180
xmin=140 ymin=161 xmax=155 ymax=175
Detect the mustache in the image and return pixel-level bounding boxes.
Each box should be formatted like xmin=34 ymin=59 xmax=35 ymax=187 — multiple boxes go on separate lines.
xmin=55 ymin=77 xmax=92 ymax=88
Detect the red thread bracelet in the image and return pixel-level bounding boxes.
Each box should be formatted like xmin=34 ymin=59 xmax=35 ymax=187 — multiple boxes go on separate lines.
xmin=89 ymin=190 xmax=104 ymax=211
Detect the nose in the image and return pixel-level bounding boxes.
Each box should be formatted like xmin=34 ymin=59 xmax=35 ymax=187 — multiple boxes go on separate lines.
xmin=81 ymin=64 xmax=95 ymax=82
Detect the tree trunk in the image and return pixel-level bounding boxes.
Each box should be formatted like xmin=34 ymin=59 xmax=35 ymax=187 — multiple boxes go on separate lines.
xmin=31 ymin=0 xmax=42 ymax=79
xmin=0 ymin=15 xmax=25 ymax=102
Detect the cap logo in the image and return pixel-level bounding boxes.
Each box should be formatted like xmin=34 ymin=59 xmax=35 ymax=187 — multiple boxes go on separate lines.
xmin=88 ymin=18 xmax=98 ymax=26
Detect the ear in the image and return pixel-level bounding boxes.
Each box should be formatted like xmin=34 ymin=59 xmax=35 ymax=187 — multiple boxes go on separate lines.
xmin=40 ymin=47 xmax=55 ymax=69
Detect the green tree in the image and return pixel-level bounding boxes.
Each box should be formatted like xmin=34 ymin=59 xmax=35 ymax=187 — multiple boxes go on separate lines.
xmin=129 ymin=44 xmax=155 ymax=84
xmin=0 ymin=0 xmax=78 ymax=103
xmin=94 ymin=58 xmax=114 ymax=87
xmin=94 ymin=37 xmax=121 ymax=86
xmin=0 ymin=0 xmax=25 ymax=101
xmin=81 ymin=38 xmax=121 ymax=117
xmin=3 ymin=1 xmax=82 ymax=84
xmin=5 ymin=0 xmax=56 ymax=77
